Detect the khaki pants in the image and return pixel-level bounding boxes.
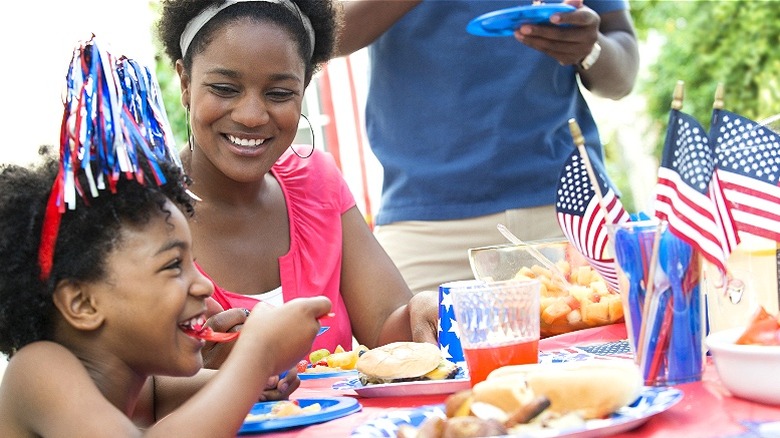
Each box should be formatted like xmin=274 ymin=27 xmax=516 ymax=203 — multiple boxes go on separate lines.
xmin=374 ymin=205 xmax=564 ymax=294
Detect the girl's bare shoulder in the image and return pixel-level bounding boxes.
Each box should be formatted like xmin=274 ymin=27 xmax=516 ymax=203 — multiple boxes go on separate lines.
xmin=0 ymin=342 xmax=107 ymax=437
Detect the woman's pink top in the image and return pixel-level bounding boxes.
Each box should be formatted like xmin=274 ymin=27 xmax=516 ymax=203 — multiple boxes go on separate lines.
xmin=205 ymin=148 xmax=356 ymax=352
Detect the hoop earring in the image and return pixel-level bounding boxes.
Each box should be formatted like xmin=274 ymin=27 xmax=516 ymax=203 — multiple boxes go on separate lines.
xmin=186 ymin=106 xmax=194 ymax=152
xmin=291 ymin=113 xmax=315 ymax=159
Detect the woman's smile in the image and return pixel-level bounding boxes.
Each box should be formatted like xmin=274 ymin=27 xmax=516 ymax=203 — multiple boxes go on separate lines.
xmin=227 ymin=134 xmax=268 ymax=147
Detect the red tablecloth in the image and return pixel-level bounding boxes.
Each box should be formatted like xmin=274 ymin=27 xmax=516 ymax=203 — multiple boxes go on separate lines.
xmin=244 ymin=324 xmax=780 ymax=437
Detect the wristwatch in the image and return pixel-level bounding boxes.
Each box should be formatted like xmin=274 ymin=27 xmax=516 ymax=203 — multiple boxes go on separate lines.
xmin=578 ymin=42 xmax=601 ymax=71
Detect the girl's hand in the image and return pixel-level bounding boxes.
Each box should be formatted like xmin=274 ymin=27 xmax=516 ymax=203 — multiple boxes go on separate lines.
xmin=244 ymin=297 xmax=333 ymax=376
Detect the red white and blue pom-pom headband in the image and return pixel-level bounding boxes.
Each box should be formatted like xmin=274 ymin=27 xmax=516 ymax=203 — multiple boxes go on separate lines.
xmin=38 ymin=35 xmax=183 ymax=281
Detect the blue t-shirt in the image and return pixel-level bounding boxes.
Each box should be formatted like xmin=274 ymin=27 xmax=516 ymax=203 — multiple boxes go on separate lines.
xmin=365 ymin=0 xmax=628 ymax=225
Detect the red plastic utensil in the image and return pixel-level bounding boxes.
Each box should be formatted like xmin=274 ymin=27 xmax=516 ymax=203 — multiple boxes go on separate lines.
xmin=184 ymin=326 xmax=240 ymax=343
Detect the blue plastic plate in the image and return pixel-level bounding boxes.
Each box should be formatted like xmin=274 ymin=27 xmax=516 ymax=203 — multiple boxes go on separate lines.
xmin=239 ymin=396 xmax=361 ymax=434
xmin=467 ymin=4 xmax=576 ymax=37
xmin=350 ymin=386 xmax=683 ymax=437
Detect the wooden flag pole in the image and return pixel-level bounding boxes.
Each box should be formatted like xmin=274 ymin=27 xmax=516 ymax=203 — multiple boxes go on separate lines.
xmin=713 ymin=82 xmax=724 ymax=110
xmin=568 ymin=118 xmax=605 ymax=203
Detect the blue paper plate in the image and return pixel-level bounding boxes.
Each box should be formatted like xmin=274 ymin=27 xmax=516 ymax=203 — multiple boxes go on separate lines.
xmin=350 ymin=386 xmax=683 ymax=437
xmin=467 ymin=4 xmax=576 ymax=37
xmin=239 ymin=396 xmax=361 ymax=434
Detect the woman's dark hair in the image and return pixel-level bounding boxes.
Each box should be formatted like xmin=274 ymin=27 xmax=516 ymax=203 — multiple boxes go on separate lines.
xmin=157 ymin=0 xmax=340 ymax=85
xmin=0 ymin=146 xmax=195 ymax=357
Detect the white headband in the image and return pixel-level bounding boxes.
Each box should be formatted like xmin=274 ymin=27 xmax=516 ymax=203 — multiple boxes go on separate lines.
xmin=179 ymin=0 xmax=315 ymax=58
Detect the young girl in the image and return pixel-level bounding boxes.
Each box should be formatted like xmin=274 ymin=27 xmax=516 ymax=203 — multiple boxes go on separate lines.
xmin=0 ymin=38 xmax=330 ymax=437
xmin=156 ymin=0 xmax=438 ymax=367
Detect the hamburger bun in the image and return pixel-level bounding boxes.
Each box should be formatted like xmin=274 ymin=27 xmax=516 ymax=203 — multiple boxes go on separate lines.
xmin=486 ymin=360 xmax=642 ymax=419
xmin=356 ymin=341 xmax=443 ymax=381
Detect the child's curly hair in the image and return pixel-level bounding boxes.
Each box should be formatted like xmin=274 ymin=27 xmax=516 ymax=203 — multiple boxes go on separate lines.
xmin=0 ymin=146 xmax=195 ymax=357
xmin=157 ymin=0 xmax=342 ymax=86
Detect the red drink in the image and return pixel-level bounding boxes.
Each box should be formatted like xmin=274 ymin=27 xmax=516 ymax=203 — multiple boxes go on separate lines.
xmin=463 ymin=338 xmax=539 ymax=385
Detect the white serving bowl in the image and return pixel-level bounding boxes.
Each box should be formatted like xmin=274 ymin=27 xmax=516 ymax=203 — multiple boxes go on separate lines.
xmin=706 ymin=327 xmax=780 ymax=405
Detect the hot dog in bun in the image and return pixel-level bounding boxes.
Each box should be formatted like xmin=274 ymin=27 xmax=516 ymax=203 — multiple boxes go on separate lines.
xmin=400 ymin=359 xmax=642 ymax=437
xmin=487 ymin=359 xmax=642 ymax=419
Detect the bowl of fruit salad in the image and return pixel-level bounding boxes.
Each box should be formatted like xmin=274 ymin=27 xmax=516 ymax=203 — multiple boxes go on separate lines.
xmin=469 ymin=239 xmax=624 ymax=338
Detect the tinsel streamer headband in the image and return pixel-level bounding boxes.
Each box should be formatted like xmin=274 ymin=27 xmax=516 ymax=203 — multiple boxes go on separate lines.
xmin=38 ymin=35 xmax=183 ymax=281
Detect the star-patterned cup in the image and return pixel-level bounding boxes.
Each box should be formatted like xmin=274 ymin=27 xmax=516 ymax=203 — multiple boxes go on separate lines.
xmin=438 ymin=280 xmax=483 ymax=363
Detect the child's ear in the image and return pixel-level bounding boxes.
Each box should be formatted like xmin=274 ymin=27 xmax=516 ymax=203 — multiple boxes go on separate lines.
xmin=52 ymin=280 xmax=104 ymax=331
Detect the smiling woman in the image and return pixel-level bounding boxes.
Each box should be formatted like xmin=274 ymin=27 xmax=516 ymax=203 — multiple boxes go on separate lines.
xmin=155 ymin=0 xmax=439 ymax=370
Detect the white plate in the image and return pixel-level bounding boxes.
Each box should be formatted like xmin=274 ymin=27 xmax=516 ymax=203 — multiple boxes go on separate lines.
xmin=350 ymin=386 xmax=683 ymax=437
xmin=332 ymin=365 xmax=470 ymax=398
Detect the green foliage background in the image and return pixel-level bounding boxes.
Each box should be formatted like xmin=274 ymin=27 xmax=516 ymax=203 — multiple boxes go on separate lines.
xmin=631 ymin=0 xmax=780 ymax=156
xmin=149 ymin=0 xmax=188 ymax=150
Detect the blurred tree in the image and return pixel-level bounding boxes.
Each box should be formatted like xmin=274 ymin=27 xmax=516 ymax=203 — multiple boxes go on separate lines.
xmin=631 ymin=0 xmax=780 ymax=156
xmin=149 ymin=0 xmax=188 ymax=150
xmin=154 ymin=51 xmax=188 ymax=151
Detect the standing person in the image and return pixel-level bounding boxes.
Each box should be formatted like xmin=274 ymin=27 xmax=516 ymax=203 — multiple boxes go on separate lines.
xmin=0 ymin=38 xmax=330 ymax=436
xmin=156 ymin=0 xmax=438 ymax=368
xmin=336 ymin=0 xmax=640 ymax=293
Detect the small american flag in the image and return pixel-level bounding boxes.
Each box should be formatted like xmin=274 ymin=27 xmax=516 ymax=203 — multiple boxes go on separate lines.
xmin=711 ymin=109 xmax=780 ymax=241
xmin=556 ymin=147 xmax=629 ymax=292
xmin=654 ymin=109 xmax=740 ymax=273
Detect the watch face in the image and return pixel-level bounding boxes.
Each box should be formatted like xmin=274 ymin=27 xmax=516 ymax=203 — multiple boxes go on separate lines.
xmin=467 ymin=4 xmax=576 ymax=37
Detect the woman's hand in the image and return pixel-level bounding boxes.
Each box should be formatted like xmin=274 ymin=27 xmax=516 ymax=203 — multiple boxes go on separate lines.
xmin=257 ymin=367 xmax=301 ymax=402
xmin=408 ymin=290 xmax=438 ymax=345
xmin=201 ymin=300 xmax=249 ymax=369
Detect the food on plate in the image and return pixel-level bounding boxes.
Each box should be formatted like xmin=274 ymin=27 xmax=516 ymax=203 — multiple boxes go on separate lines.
xmin=736 ymin=306 xmax=780 ymax=346
xmin=487 ymin=360 xmax=642 ymax=419
xmin=299 ymin=344 xmax=369 ymax=374
xmin=396 ymin=360 xmax=642 ymax=437
xmin=514 ymin=259 xmax=624 ymax=337
xmin=396 ymin=378 xmax=550 ymax=437
xmin=244 ymin=400 xmax=322 ymax=422
xmin=356 ymin=341 xmax=459 ymax=385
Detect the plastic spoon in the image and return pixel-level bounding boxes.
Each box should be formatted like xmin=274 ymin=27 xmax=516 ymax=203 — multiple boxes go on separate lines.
xmin=659 ymin=230 xmax=694 ymax=382
xmin=497 ymin=224 xmax=572 ymax=289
